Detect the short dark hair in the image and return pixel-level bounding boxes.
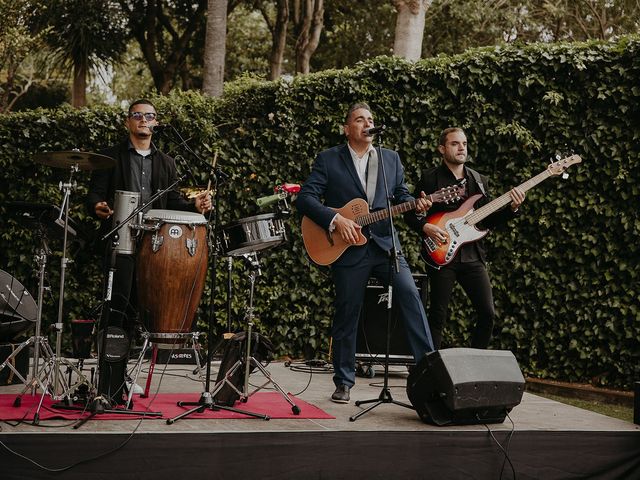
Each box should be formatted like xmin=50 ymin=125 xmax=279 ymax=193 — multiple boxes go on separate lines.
xmin=439 ymin=127 xmax=465 ymax=146
xmin=128 ymin=99 xmax=156 ymax=114
xmin=344 ymin=102 xmax=371 ymax=123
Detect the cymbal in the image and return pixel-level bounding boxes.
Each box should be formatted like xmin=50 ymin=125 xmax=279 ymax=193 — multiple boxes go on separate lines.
xmin=35 ymin=150 xmax=115 ymax=171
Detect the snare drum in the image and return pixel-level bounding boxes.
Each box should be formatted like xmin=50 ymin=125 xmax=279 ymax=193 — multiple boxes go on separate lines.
xmin=222 ymin=213 xmax=287 ymax=256
xmin=112 ymin=190 xmax=140 ymax=255
xmin=136 ymin=210 xmax=208 ymax=345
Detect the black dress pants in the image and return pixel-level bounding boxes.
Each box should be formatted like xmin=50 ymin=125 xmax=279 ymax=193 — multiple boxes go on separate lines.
xmin=427 ymin=259 xmax=495 ymax=349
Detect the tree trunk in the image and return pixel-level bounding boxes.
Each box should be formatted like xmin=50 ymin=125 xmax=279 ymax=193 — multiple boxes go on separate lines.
xmin=293 ymin=0 xmax=324 ymax=75
xmin=268 ymin=0 xmax=289 ymax=80
xmin=393 ymin=0 xmax=430 ymax=61
xmin=120 ymin=0 xmax=206 ymax=95
xmin=71 ymin=60 xmax=87 ymax=108
xmin=202 ymin=0 xmax=228 ymax=97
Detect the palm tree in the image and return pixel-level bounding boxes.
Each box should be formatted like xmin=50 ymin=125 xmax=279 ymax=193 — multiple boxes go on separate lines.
xmin=41 ymin=0 xmax=128 ymax=107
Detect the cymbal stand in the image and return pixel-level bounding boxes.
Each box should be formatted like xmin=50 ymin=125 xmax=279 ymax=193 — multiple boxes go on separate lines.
xmin=0 ymin=232 xmax=51 ymax=392
xmin=52 ymin=164 xmax=82 ymax=395
xmin=8 ymin=201 xmax=90 ymax=423
xmin=167 ymin=176 xmax=269 ymax=424
xmin=209 ymin=252 xmax=300 ymax=415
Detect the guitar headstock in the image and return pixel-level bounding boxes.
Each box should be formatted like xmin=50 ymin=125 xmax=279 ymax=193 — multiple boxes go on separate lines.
xmin=430 ymin=182 xmax=466 ymax=204
xmin=548 ymin=154 xmax=582 ymax=176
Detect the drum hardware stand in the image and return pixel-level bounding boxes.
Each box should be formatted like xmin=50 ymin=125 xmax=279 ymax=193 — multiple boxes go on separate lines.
xmin=0 ymin=236 xmax=50 ymax=392
xmin=350 ymin=128 xmax=415 ymax=422
xmin=209 ymin=252 xmax=300 ymax=415
xmin=1 ymin=202 xmax=90 ymax=424
xmin=167 ymin=168 xmax=270 ymax=424
xmin=126 ymin=331 xmax=206 ymax=408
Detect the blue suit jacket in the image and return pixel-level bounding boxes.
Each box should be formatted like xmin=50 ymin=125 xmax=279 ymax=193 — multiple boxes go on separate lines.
xmin=297 ymin=143 xmax=418 ymax=267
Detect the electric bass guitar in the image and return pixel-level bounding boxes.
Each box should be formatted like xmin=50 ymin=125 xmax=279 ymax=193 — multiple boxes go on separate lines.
xmin=302 ymin=184 xmax=465 ymax=266
xmin=422 ymin=154 xmax=582 ymax=266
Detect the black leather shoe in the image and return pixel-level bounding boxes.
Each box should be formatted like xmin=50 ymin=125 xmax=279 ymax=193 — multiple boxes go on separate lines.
xmin=331 ymin=385 xmax=350 ymax=403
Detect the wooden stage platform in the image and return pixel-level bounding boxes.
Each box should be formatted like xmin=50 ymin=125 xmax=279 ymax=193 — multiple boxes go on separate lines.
xmin=1 ymin=359 xmax=638 ymax=479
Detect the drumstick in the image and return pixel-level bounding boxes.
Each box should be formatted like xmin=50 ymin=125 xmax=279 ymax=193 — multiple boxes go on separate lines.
xmin=203 ymin=151 xmax=217 ymax=197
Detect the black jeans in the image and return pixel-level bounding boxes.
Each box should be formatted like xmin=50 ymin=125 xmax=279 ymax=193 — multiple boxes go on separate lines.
xmin=428 ymin=260 xmax=495 ymax=349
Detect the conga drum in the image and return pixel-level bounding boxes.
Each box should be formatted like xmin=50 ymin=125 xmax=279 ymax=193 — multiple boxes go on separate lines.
xmin=136 ymin=210 xmax=208 ymax=345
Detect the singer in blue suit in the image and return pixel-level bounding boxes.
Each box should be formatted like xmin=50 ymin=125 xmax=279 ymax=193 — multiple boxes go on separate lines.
xmin=296 ymin=103 xmax=435 ymax=403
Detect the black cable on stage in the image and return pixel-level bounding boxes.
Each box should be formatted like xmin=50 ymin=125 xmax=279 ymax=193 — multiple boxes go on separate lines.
xmin=481 ymin=411 xmax=517 ymax=480
xmin=285 ymin=359 xmax=333 ymax=396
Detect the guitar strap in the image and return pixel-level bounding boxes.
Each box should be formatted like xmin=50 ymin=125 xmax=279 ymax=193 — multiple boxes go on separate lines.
xmin=466 ymin=167 xmax=486 ymax=196
xmin=365 ymin=149 xmax=379 ymax=207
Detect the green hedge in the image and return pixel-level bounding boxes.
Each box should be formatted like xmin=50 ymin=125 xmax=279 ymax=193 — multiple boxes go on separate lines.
xmin=1 ymin=37 xmax=638 ymax=389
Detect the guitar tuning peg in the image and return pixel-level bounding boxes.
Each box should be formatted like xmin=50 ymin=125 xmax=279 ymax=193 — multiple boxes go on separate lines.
xmin=555 ymin=153 xmax=562 ymax=160
xmin=562 ymin=173 xmax=569 ymax=180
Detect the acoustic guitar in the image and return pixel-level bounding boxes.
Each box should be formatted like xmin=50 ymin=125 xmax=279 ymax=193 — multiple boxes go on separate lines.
xmin=302 ymin=184 xmax=465 ymax=266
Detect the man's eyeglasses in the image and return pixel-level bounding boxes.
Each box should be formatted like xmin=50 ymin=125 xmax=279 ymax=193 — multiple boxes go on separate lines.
xmin=128 ymin=111 xmax=157 ymax=121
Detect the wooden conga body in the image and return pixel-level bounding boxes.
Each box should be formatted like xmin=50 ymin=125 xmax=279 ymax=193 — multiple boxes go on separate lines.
xmin=136 ymin=210 xmax=208 ymax=345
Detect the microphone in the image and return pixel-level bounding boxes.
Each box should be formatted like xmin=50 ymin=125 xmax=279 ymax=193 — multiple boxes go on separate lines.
xmin=256 ymin=192 xmax=286 ymax=208
xmin=364 ymin=125 xmax=386 ymax=136
xmin=147 ymin=124 xmax=171 ymax=134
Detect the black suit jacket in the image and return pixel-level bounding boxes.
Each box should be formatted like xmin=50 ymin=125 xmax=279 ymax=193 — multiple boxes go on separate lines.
xmin=86 ymin=138 xmax=195 ymax=222
xmin=406 ymin=163 xmax=516 ymax=264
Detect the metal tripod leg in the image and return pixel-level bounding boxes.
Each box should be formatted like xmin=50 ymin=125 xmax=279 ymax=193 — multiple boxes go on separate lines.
xmin=238 ymin=253 xmax=300 ymax=414
xmin=125 ymin=332 xmax=151 ymax=409
xmin=246 ymin=357 xmax=300 ymax=414
xmin=0 ymin=336 xmax=49 ymax=389
xmin=10 ymin=337 xmax=90 ymax=424
xmin=168 ymin=359 xmax=270 ymax=422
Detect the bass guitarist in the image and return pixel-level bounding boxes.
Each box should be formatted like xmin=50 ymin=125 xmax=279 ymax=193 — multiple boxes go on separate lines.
xmin=406 ymin=127 xmax=525 ymax=350
xmin=296 ymin=102 xmax=435 ymax=404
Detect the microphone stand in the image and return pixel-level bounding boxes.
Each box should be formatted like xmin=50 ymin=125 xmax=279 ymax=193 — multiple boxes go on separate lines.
xmin=100 ymin=175 xmax=187 ymax=242
xmin=151 ymin=124 xmax=263 ymax=423
xmin=160 ymin=125 xmax=229 ymax=183
xmin=167 ymin=159 xmax=265 ymax=424
xmin=349 ymin=131 xmax=414 ymax=422
xmin=52 ymin=179 xmax=184 ymax=425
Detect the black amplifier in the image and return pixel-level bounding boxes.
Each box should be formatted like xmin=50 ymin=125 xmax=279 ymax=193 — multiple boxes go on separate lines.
xmin=356 ymin=273 xmax=428 ymax=367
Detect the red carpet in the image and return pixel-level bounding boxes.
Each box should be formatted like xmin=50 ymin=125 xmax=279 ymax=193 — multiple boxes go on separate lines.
xmin=0 ymin=392 xmax=334 ymax=421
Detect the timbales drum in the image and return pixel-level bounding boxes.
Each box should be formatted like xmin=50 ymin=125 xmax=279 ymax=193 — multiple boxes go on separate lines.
xmin=136 ymin=210 xmax=208 ymax=345
xmin=222 ymin=213 xmax=286 ymax=256
xmin=112 ymin=190 xmax=140 ymax=255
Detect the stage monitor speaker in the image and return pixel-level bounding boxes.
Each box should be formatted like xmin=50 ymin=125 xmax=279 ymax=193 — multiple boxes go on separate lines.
xmin=356 ymin=274 xmax=427 ymax=365
xmin=407 ymin=348 xmax=525 ymax=426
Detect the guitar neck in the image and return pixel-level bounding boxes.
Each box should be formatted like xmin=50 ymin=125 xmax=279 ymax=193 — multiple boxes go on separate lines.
xmin=466 ymin=169 xmax=553 ymax=226
xmin=356 ymin=199 xmax=417 ymax=227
